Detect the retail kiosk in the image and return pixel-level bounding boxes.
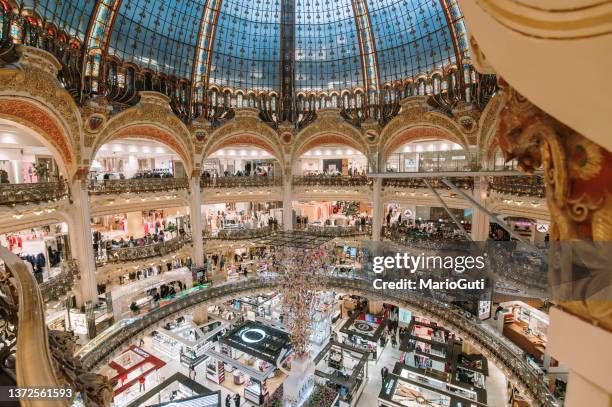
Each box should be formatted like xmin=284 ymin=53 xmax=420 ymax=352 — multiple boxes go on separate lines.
xmin=314 ymin=340 xmax=368 ymax=407
xmin=100 ymin=345 xmax=166 ymax=406
xmin=125 ymin=373 xmax=220 ymax=407
xmin=399 ymin=316 xmax=454 ymax=375
xmin=378 ymin=369 xmax=487 ymax=407
xmin=204 ymin=320 xmax=293 ymax=406
xmin=339 ymin=312 xmax=388 ymax=361
xmin=499 ymin=301 xmax=548 ymax=363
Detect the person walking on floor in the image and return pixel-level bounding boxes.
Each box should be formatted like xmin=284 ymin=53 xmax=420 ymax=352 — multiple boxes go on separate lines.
xmin=234 ymin=393 xmax=241 ymax=407
xmin=225 ymin=394 xmax=231 ymax=407
xmin=391 ymin=334 xmax=397 ymax=348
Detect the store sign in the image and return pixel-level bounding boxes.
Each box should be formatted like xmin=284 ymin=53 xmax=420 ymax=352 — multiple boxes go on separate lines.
xmin=536 ymin=223 xmax=549 ymax=233
xmin=382 ymin=377 xmax=396 ymax=397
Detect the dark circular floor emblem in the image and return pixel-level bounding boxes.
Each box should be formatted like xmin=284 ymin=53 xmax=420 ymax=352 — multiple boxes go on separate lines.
xmin=354 ymin=322 xmax=374 ymax=332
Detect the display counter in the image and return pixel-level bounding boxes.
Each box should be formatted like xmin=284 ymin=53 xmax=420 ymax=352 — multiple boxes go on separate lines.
xmin=339 ymin=312 xmax=388 ymax=361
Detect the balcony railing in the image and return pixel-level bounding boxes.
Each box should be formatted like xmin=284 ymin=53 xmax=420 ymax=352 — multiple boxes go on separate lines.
xmin=88 ymin=178 xmax=189 ymax=195
xmin=200 ymin=176 xmax=282 ymax=189
xmin=295 ymin=224 xmax=372 ymax=237
xmin=383 ymin=176 xmax=473 ymax=190
xmin=385 ymin=151 xmax=518 ymax=174
xmin=489 ymin=176 xmax=545 ymax=198
xmin=292 ymin=175 xmax=373 ymax=188
xmin=383 ymin=224 xmax=469 ymax=244
xmin=95 ymin=235 xmax=191 ymax=265
xmin=204 ymin=226 xmax=277 ymax=240
xmin=0 ymin=181 xmax=70 ymax=206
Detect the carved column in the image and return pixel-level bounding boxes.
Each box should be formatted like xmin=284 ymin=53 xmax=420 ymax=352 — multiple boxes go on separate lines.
xmin=282 ymin=172 xmax=293 ymax=231
xmin=471 ymin=176 xmax=489 ymax=241
xmin=372 ymin=178 xmax=383 ymax=240
xmin=496 ymin=83 xmax=612 ymax=407
xmin=189 ymin=175 xmax=204 ymax=267
xmin=68 ymin=178 xmax=98 ymax=307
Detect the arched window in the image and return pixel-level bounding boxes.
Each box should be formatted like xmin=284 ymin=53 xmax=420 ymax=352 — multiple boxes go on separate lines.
xmin=418 ymin=81 xmax=425 ymax=95
xmin=433 ymin=76 xmax=441 ymax=94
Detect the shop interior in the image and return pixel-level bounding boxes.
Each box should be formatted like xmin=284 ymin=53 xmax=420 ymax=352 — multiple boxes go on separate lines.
xmin=385 ymin=140 xmax=468 ymax=173
xmin=295 ymin=145 xmax=369 ymax=176
xmin=91 ymin=138 xmax=185 ymax=179
xmin=203 ymin=146 xmax=281 ymax=177
xmin=339 ymin=309 xmax=389 ymax=361
xmin=294 ymin=201 xmax=372 ymax=229
xmin=0 ymin=123 xmax=63 ymax=183
xmin=202 ymin=202 xmax=282 ymax=234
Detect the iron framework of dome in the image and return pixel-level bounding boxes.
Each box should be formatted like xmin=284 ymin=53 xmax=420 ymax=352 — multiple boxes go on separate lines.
xmin=1 ymin=0 xmax=483 ymax=127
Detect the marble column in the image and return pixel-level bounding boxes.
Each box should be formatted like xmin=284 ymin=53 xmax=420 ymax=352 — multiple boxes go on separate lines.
xmin=189 ymin=176 xmax=204 ymax=267
xmin=68 ymin=179 xmax=98 ymax=307
xmin=282 ymin=177 xmax=293 ymax=231
xmin=372 ymin=178 xmax=383 ymax=241
xmin=471 ymin=176 xmax=489 ymax=241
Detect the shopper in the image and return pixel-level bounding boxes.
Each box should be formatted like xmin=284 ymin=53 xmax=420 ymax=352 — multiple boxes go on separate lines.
xmin=225 ymin=394 xmax=231 ymax=407
xmin=234 ymin=393 xmax=241 ymax=407
xmin=139 ymin=376 xmax=145 ymax=392
xmin=391 ymin=335 xmax=397 ymax=348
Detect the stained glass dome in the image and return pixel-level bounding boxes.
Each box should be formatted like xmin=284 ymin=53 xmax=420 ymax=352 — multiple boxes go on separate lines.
xmin=20 ymin=0 xmax=469 ymax=94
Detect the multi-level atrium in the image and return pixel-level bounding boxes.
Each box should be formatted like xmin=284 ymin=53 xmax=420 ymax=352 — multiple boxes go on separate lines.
xmin=0 ymin=1 xmax=610 ymax=406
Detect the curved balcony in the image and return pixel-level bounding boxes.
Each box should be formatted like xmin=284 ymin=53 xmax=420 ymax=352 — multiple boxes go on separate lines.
xmin=74 ymin=273 xmax=557 ymax=407
xmin=383 ymin=177 xmax=473 ymax=190
xmin=383 ymin=224 xmax=469 ymax=244
xmin=200 ymin=175 xmax=282 ymax=189
xmin=0 ymin=181 xmax=70 ymax=206
xmin=293 ymin=175 xmax=373 ymax=188
xmin=204 ymin=226 xmax=277 ymax=240
xmin=489 ymin=176 xmax=546 ymax=198
xmin=88 ymin=178 xmax=189 ymax=195
xmin=95 ymin=235 xmax=192 ymax=265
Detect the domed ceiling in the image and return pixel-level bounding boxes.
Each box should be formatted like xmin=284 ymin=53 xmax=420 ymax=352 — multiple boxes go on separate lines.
xmin=25 ymin=0 xmax=469 ymax=93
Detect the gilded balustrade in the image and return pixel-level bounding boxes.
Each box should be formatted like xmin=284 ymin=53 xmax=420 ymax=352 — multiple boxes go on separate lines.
xmin=0 ymin=181 xmax=70 ymax=206
xmin=200 ymin=176 xmax=282 ymax=189
xmin=292 ymin=175 xmax=373 ymax=187
xmin=38 ymin=259 xmax=79 ymax=303
xmin=296 ymin=224 xmax=372 ymax=237
xmin=88 ymin=178 xmax=189 ymax=195
xmin=489 ymin=176 xmax=545 ymax=198
xmin=382 ymin=177 xmax=474 ymax=190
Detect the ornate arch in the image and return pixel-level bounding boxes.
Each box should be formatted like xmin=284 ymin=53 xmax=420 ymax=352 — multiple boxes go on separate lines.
xmin=478 ymin=92 xmax=505 ymax=159
xmin=90 ymin=93 xmax=195 ymax=175
xmin=0 ymin=46 xmax=83 ymax=177
xmin=0 ymin=99 xmax=73 ymax=177
xmin=292 ymin=111 xmax=370 ymax=160
xmin=379 ymin=99 xmax=470 ymax=162
xmin=203 ymin=110 xmax=285 ymax=166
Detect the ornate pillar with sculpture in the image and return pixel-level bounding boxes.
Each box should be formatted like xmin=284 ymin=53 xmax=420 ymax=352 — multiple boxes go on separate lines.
xmin=282 ymin=172 xmax=293 ymax=231
xmin=372 ymin=178 xmax=383 ymax=240
xmin=67 ymin=176 xmax=98 ymax=307
xmin=495 ymin=82 xmax=612 ymax=407
xmin=189 ymin=174 xmax=204 ymax=267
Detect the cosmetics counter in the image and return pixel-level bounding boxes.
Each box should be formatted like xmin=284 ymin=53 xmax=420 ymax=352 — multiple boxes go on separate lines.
xmin=339 ymin=312 xmax=388 ymax=361
xmin=314 ymin=340 xmax=369 ymax=407
xmin=204 ymin=320 xmax=292 ymax=406
xmin=232 ymin=292 xmax=279 ymax=321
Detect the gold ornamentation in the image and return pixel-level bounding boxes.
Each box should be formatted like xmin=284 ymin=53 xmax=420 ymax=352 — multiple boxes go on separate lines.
xmin=496 ymin=81 xmax=612 ymax=330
